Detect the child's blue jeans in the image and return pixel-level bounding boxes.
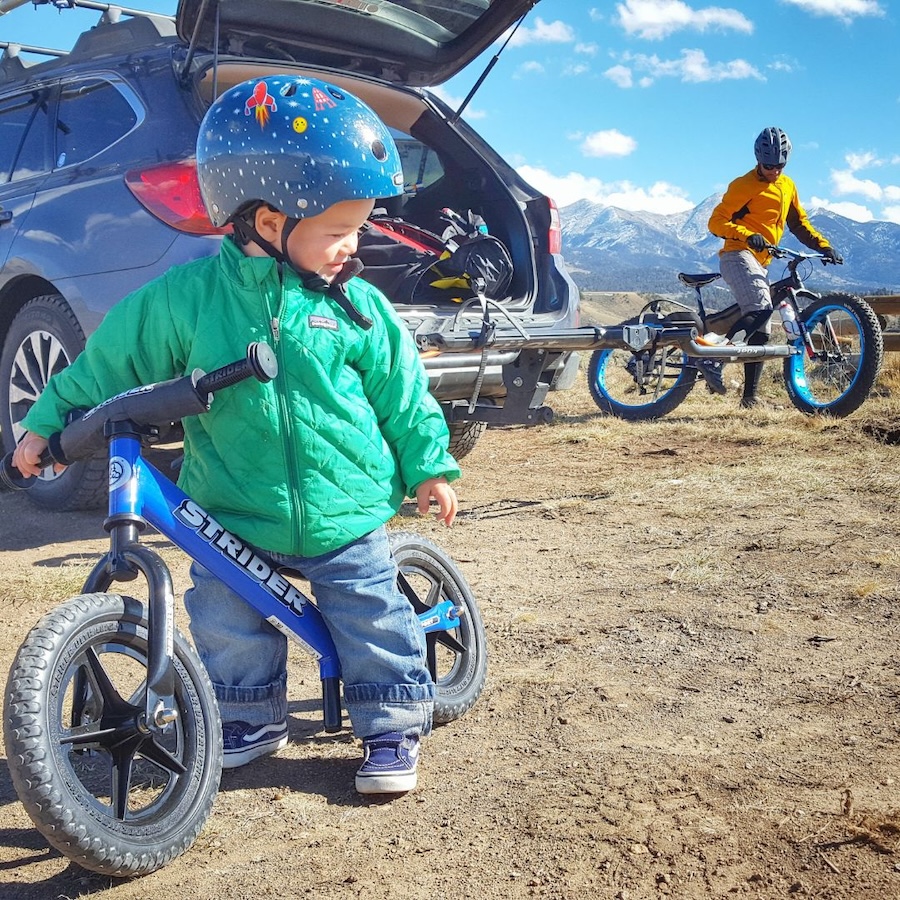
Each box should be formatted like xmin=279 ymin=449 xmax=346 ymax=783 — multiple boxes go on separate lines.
xmin=184 ymin=526 xmax=434 ymax=739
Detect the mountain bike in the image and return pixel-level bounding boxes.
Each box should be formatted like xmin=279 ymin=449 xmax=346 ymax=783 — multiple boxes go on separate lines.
xmin=586 ymin=246 xmax=883 ymax=420
xmin=0 ymin=344 xmax=486 ymax=877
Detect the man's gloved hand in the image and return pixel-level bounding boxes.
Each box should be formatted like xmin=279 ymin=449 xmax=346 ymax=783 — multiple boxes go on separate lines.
xmin=747 ymin=233 xmax=766 ymax=252
xmin=821 ymin=246 xmax=843 ymax=265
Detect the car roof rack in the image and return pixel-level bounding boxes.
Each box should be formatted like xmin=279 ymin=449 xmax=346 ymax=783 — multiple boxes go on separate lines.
xmin=0 ymin=0 xmax=173 ymax=23
xmin=0 ymin=2 xmax=176 ymax=83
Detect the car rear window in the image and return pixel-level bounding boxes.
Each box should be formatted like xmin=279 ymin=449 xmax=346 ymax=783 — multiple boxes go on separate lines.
xmin=356 ymin=0 xmax=492 ymax=39
xmin=54 ymin=78 xmax=138 ymax=169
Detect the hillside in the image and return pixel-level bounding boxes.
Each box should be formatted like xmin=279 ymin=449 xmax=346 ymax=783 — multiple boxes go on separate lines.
xmin=561 ymin=197 xmax=900 ymax=295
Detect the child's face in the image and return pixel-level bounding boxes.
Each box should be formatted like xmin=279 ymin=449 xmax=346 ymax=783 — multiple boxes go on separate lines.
xmin=285 ymin=199 xmax=375 ymax=281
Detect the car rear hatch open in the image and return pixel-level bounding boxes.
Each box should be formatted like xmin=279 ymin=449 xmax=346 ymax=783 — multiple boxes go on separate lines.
xmin=176 ymin=0 xmax=537 ymax=87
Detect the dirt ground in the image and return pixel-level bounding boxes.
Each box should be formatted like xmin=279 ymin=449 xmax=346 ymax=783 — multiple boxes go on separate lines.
xmin=1 ymin=368 xmax=900 ymax=900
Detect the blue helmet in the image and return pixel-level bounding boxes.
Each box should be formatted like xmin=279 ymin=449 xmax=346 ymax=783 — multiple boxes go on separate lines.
xmin=754 ymin=127 xmax=791 ymax=167
xmin=197 ymin=75 xmax=403 ymax=227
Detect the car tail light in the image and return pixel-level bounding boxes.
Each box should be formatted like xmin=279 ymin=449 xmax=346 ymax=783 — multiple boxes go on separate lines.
xmin=547 ymin=196 xmax=562 ymax=254
xmin=125 ymin=159 xmax=230 ymax=235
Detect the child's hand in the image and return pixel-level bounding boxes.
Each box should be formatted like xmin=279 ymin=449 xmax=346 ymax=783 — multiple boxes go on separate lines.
xmin=416 ymin=477 xmax=458 ymax=527
xmin=11 ymin=432 xmax=61 ymax=478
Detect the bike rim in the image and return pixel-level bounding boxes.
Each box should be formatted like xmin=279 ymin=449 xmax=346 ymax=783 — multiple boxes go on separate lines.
xmin=787 ymin=305 xmax=865 ymax=409
xmin=51 ymin=632 xmax=196 ymax=826
xmin=397 ymin=561 xmax=471 ymax=687
xmin=594 ymin=347 xmax=689 ymax=411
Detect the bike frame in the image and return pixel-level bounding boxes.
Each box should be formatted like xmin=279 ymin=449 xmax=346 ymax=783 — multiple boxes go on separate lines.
xmin=80 ymin=422 xmax=463 ymax=738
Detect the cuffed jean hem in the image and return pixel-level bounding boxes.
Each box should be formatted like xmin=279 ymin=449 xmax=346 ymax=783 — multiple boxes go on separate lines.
xmin=344 ymin=681 xmax=434 ymax=739
xmin=212 ymin=672 xmax=288 ymax=728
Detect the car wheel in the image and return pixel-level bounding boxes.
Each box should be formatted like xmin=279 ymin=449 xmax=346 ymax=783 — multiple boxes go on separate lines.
xmin=0 ymin=294 xmax=107 ymax=510
xmin=447 ymin=420 xmax=486 ymax=460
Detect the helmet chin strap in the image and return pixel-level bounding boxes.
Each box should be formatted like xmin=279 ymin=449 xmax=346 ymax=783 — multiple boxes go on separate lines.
xmin=231 ymin=213 xmax=372 ymax=330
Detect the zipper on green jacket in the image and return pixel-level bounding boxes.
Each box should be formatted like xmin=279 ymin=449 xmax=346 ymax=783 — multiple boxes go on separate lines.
xmin=265 ymin=270 xmax=305 ymax=552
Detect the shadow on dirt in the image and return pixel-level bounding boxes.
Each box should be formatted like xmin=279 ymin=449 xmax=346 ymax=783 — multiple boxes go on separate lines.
xmin=0 ymin=494 xmax=106 ymax=551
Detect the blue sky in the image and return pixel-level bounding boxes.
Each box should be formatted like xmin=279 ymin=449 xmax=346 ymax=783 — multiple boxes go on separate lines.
xmin=4 ymin=0 xmax=899 ymax=223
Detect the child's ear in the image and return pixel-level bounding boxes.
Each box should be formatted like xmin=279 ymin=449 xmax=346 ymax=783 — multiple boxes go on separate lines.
xmin=254 ymin=205 xmax=287 ymax=243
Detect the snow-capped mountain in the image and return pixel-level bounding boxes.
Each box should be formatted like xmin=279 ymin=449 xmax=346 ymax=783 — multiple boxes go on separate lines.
xmin=560 ymin=196 xmax=900 ymax=295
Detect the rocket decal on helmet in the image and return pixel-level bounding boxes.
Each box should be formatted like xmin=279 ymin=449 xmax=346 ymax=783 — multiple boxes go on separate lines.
xmin=245 ymin=81 xmax=278 ymax=128
xmin=312 ymin=87 xmax=338 ymax=111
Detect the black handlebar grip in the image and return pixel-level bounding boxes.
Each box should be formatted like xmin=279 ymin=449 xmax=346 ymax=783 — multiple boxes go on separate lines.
xmin=194 ymin=342 xmax=278 ymax=396
xmin=0 ymin=451 xmax=41 ymax=492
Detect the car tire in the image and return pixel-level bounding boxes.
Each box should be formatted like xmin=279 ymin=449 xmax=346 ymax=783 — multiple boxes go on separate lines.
xmin=0 ymin=294 xmax=107 ymax=510
xmin=447 ymin=420 xmax=486 ymax=460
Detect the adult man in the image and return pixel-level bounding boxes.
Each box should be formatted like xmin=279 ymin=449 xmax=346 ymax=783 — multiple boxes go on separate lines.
xmin=707 ymin=127 xmax=842 ymax=407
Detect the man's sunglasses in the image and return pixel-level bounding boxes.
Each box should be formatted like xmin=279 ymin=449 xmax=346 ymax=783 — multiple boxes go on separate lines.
xmin=761 ymin=163 xmax=785 ymax=172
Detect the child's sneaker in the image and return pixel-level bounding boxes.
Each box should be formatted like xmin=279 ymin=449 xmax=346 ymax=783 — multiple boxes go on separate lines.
xmin=222 ymin=720 xmax=288 ymax=769
xmin=355 ymin=732 xmax=420 ymax=794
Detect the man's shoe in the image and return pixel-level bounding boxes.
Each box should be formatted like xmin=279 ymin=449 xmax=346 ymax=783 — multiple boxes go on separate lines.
xmin=355 ymin=732 xmax=420 ymax=794
xmin=696 ymin=332 xmax=746 ymax=348
xmin=222 ymin=720 xmax=288 ymax=769
xmin=694 ymin=358 xmax=727 ymax=395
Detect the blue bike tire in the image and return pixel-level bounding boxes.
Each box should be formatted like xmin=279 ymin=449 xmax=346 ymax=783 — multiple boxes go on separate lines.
xmin=783 ymin=292 xmax=883 ymax=417
xmin=587 ymin=346 xmax=698 ymax=421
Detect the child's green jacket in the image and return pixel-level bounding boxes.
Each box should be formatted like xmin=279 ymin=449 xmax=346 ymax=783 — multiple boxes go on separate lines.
xmin=24 ymin=237 xmax=460 ymax=556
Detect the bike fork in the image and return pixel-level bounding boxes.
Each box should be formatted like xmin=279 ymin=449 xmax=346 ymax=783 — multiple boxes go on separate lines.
xmin=81 ymin=523 xmax=180 ymax=734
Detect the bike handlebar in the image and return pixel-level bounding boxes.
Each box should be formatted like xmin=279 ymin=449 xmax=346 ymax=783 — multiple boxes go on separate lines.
xmin=0 ymin=342 xmax=277 ymax=493
xmin=765 ymin=244 xmax=838 ymax=265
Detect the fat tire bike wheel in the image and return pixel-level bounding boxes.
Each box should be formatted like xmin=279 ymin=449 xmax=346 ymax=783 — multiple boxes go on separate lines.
xmin=4 ymin=592 xmax=222 ymax=877
xmin=587 ymin=344 xmax=698 ymax=421
xmin=390 ymin=532 xmax=487 ymax=724
xmin=784 ymin=292 xmax=883 ymax=417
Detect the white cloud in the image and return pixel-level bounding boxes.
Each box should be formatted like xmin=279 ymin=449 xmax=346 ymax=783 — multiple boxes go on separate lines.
xmin=575 ymin=42 xmax=599 ymax=55
xmin=517 ymin=164 xmax=694 ymax=215
xmin=604 ymin=64 xmax=634 ymax=88
xmin=508 ymin=17 xmax=575 ymax=46
xmin=611 ymin=49 xmax=763 ymax=85
xmin=830 ymin=152 xmax=900 ymax=204
xmin=581 ymin=129 xmax=638 ymax=157
xmin=882 ymin=206 xmax=900 ymax=225
xmin=832 ymin=169 xmax=884 ymax=201
xmin=514 ymin=61 xmax=546 ymax=78
xmin=767 ymin=58 xmax=798 ymax=74
xmin=846 ymin=151 xmax=880 ymax=171
xmin=810 ymin=196 xmax=874 ymax=221
xmin=615 ymin=0 xmax=753 ymax=40
xmin=780 ymin=0 xmax=884 ymax=21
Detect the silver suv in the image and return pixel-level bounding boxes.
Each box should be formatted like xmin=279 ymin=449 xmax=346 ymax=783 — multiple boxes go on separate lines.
xmin=0 ymin=0 xmax=581 ymax=509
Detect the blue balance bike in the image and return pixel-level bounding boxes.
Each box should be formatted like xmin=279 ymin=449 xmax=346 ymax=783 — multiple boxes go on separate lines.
xmin=1 ymin=344 xmax=486 ymax=877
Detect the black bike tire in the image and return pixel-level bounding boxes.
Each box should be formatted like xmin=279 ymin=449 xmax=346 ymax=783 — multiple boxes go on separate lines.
xmin=784 ymin=292 xmax=883 ymax=417
xmin=4 ymin=593 xmax=222 ymax=877
xmin=389 ymin=532 xmax=487 ymax=725
xmin=587 ymin=346 xmax=698 ymax=421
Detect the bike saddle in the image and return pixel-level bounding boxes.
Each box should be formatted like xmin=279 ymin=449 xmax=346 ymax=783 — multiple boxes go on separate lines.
xmin=678 ymin=272 xmax=722 ymax=287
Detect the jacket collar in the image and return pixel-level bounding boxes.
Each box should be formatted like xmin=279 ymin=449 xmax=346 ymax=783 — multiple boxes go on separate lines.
xmin=217 ymin=235 xmax=303 ymax=291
